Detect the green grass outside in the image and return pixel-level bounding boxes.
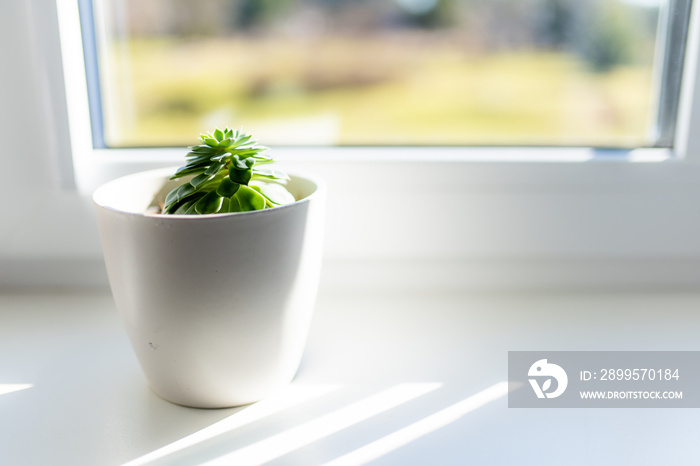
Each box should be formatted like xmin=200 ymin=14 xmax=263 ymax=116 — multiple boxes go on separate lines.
xmin=102 ymin=37 xmax=654 ymax=148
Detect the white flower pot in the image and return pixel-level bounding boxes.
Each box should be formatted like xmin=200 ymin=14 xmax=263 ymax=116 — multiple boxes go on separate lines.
xmin=93 ymin=168 xmax=325 ymax=408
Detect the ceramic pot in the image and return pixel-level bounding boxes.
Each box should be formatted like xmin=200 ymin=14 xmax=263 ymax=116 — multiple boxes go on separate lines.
xmin=93 ymin=168 xmax=325 ymax=408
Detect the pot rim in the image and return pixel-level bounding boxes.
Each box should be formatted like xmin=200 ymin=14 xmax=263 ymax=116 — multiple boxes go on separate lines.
xmin=93 ymin=166 xmax=325 ymax=219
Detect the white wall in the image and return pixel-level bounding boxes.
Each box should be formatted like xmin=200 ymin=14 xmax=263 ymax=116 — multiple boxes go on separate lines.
xmin=0 ymin=1 xmax=105 ymax=287
xmin=3 ymin=1 xmax=700 ymax=290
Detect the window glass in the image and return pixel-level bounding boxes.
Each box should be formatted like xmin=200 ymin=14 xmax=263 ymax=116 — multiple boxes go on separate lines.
xmin=87 ymin=0 xmax=673 ymax=147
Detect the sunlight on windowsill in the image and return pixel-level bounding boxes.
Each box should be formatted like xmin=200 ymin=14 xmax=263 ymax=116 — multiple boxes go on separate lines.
xmin=0 ymin=384 xmax=33 ymax=396
xmin=202 ymin=383 xmax=442 ymax=466
xmin=124 ymin=384 xmax=341 ymax=466
xmin=324 ymin=382 xmax=509 ymax=466
xmin=124 ymin=382 xmax=508 ymax=466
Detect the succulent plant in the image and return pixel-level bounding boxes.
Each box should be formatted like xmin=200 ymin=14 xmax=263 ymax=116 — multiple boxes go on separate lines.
xmin=162 ymin=127 xmax=295 ymax=215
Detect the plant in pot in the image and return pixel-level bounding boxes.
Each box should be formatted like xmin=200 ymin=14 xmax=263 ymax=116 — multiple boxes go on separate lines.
xmin=93 ymin=127 xmax=325 ymax=408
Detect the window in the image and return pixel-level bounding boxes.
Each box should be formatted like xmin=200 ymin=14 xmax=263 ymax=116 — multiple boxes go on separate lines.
xmin=4 ymin=0 xmax=700 ymax=287
xmin=81 ymin=0 xmax=690 ymax=149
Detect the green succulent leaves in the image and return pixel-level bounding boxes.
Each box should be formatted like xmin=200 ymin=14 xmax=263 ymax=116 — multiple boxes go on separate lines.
xmin=162 ymin=127 xmax=295 ymax=215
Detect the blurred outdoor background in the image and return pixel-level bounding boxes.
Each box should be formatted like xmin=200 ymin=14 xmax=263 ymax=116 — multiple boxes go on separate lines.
xmin=92 ymin=0 xmax=662 ymax=147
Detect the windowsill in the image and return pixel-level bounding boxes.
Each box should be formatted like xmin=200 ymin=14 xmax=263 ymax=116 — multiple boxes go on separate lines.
xmin=1 ymin=289 xmax=699 ymax=464
xmin=5 ymin=145 xmax=700 ymax=289
xmin=74 ymin=146 xmax=675 ymax=194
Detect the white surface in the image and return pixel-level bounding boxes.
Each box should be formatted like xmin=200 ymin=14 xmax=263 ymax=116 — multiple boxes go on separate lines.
xmin=1 ymin=290 xmax=699 ymax=465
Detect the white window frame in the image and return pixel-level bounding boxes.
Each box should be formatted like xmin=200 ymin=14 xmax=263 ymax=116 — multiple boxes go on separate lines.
xmin=6 ymin=0 xmax=700 ymax=288
xmin=55 ymin=0 xmax=700 ymax=193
